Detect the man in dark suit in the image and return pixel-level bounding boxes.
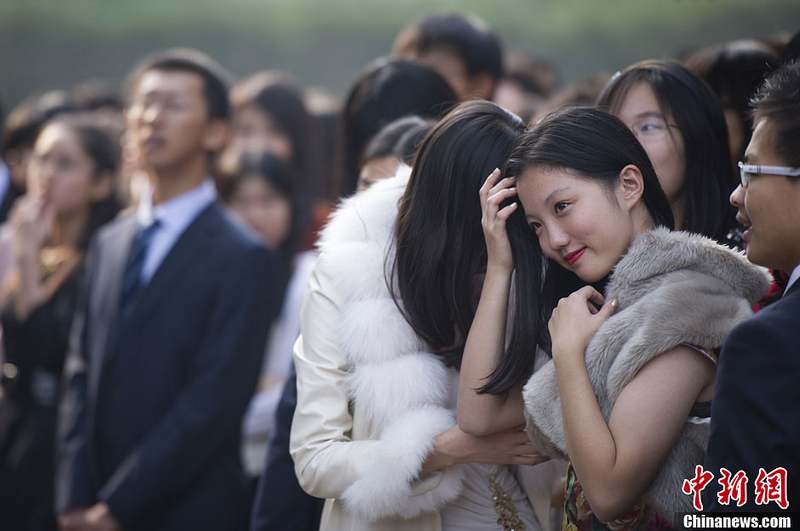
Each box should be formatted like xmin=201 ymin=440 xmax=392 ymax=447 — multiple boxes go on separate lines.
xmin=56 ymin=49 xmax=283 ymax=531
xmin=704 ymin=61 xmax=800 ymax=512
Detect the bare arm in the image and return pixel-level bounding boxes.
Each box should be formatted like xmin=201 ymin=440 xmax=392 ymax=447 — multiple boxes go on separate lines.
xmin=457 ymin=168 xmax=525 ymax=436
xmin=550 ymin=287 xmax=714 ymax=522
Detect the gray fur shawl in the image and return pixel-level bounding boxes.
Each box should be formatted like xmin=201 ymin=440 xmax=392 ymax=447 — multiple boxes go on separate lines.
xmin=522 ymin=228 xmax=771 ymax=517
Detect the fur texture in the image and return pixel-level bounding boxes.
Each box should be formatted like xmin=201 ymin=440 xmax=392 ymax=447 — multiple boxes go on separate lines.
xmin=522 ymin=228 xmax=771 ymax=517
xmin=317 ymin=174 xmax=466 ymax=521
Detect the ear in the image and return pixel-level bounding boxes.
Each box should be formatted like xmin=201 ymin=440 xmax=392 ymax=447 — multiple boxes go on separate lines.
xmin=617 ymin=164 xmax=645 ymax=211
xmin=202 ymin=119 xmax=230 ymax=154
xmin=90 ymin=172 xmax=113 ymax=202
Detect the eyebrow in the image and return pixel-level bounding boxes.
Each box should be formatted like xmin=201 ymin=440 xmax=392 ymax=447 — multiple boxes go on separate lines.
xmin=543 ymin=186 xmax=571 ymax=206
xmin=633 ymin=111 xmax=665 ymax=120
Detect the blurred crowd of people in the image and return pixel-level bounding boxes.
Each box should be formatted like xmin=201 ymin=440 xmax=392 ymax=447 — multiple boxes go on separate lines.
xmin=0 ymin=11 xmax=798 ymax=531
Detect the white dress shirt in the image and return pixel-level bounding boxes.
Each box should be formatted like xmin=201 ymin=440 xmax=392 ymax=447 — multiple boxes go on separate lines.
xmin=135 ymin=179 xmax=217 ymax=283
xmin=785 ymin=264 xmax=800 ymax=295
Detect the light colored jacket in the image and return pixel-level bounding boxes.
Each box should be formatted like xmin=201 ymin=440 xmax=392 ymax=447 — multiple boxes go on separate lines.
xmin=523 ymin=228 xmax=771 ymax=518
xmin=290 ymin=173 xmax=562 ymax=531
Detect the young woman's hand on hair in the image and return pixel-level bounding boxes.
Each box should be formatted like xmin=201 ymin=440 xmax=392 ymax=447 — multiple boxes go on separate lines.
xmin=479 ymin=168 xmax=518 ymax=273
xmin=549 ymin=286 xmax=617 ymax=363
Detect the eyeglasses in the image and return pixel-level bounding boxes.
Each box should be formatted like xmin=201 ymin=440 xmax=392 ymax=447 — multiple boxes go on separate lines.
xmin=738 ymin=161 xmax=800 ymax=188
xmin=629 ymin=117 xmax=679 ymax=142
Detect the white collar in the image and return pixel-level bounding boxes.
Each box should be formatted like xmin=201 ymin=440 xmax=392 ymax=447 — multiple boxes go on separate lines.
xmin=136 ymin=179 xmax=217 ymax=229
xmin=785 ymin=264 xmax=800 ymax=295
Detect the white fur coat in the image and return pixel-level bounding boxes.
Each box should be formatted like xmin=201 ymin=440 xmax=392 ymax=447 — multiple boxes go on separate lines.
xmin=314 ymin=172 xmax=466 ymax=521
xmin=522 ymin=228 xmax=771 ymax=517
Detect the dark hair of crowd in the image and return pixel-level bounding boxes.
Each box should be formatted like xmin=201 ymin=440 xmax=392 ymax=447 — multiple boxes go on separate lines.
xmin=337 ymin=57 xmax=457 ymax=196
xmin=394 ymin=119 xmax=434 ymax=166
xmin=391 ymin=100 xmax=541 ymax=395
xmin=231 ymin=71 xmax=318 ymax=195
xmin=751 ymin=60 xmax=800 ymax=167
xmin=126 ymin=47 xmax=232 ymax=121
xmin=597 ymin=60 xmax=737 ymax=243
xmin=393 ymin=13 xmax=504 ymax=80
xmin=685 ymin=40 xmax=779 ymax=159
xmin=504 ymin=107 xmax=675 ymax=346
xmin=2 ymin=91 xmax=78 ymax=159
xmin=219 ymin=149 xmax=307 ymax=269
xmin=781 ymin=30 xmax=800 ymax=64
xmin=45 ymin=112 xmax=122 ymax=248
xmin=361 ymin=116 xmax=432 ymax=168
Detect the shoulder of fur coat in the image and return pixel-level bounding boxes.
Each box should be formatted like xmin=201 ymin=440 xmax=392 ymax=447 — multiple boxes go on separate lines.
xmin=523 ymin=228 xmax=771 ymax=517
xmin=311 ymin=168 xmax=466 ymax=522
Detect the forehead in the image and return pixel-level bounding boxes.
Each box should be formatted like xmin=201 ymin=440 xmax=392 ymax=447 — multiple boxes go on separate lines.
xmin=133 ymin=69 xmax=205 ymax=99
xmin=418 ymin=46 xmax=467 ymax=76
xmin=617 ymin=81 xmax=664 ymax=119
xmin=745 ymin=118 xmax=782 ymax=164
xmin=518 ymin=167 xmax=585 ymax=209
xmin=35 ymin=123 xmax=79 ymax=151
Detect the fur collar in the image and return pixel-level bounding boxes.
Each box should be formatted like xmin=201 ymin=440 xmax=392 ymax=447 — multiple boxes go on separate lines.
xmin=523 ymin=228 xmax=771 ymax=517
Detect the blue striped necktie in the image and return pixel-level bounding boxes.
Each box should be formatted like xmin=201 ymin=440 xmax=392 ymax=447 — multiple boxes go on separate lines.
xmin=119 ymin=220 xmax=161 ymax=311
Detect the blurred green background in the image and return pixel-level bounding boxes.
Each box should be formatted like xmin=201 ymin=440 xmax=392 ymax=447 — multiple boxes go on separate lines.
xmin=1 ymin=0 xmax=798 ymax=107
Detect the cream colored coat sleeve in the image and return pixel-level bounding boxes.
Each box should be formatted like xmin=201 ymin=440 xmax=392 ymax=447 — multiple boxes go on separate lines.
xmin=290 ymin=252 xmax=464 ymax=523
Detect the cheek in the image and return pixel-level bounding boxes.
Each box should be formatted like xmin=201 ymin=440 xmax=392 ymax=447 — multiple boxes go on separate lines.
xmin=54 ymin=173 xmax=94 ymax=209
xmin=644 ymin=139 xmax=684 ymax=198
xmin=265 ymin=136 xmax=293 ymax=162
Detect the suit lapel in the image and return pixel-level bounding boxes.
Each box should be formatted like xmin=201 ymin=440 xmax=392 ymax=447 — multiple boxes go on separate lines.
xmin=89 ymin=215 xmax=138 ymax=397
xmin=114 ymin=203 xmax=220 ymax=339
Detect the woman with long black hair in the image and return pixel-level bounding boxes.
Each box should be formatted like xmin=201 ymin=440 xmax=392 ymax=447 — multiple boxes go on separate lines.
xmin=290 ymin=101 xmax=555 ymax=531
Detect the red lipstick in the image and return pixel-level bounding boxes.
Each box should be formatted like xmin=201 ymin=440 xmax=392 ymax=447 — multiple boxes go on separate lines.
xmin=564 ymin=248 xmax=585 ymax=266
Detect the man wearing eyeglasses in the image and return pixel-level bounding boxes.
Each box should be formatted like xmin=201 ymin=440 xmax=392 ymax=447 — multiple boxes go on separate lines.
xmin=704 ymin=61 xmax=800 ymax=512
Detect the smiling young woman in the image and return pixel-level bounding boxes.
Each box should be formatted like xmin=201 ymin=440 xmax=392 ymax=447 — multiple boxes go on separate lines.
xmin=457 ymin=107 xmax=770 ymax=530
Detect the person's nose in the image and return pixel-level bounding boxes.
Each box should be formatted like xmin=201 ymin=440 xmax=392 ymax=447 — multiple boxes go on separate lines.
xmin=142 ymin=101 xmax=165 ymax=125
xmin=547 ymin=222 xmax=570 ymax=250
xmin=730 ymin=184 xmax=745 ymax=209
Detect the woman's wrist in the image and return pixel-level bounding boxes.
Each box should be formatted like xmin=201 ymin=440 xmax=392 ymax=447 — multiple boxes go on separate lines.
xmin=422 ymin=431 xmax=457 ymax=475
xmin=552 ymin=345 xmax=586 ymax=371
xmin=485 ymin=262 xmax=513 ymax=277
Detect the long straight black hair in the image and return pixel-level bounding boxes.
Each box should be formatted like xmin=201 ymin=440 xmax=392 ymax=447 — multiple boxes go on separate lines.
xmin=504 ymin=107 xmax=675 ymax=335
xmin=392 ymin=100 xmax=544 ymax=394
xmin=597 ymin=60 xmax=736 ymax=243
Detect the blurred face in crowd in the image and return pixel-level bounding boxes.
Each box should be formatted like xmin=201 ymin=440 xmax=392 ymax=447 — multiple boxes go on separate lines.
xmin=518 ymin=165 xmax=648 ymax=283
xmin=357 ymin=155 xmax=401 ymax=191
xmin=405 ymin=46 xmax=493 ymax=101
xmin=27 ymin=123 xmax=108 ymax=217
xmin=126 ymin=69 xmax=225 ymax=175
xmin=730 ymin=118 xmax=800 ymax=272
xmin=228 ymin=174 xmax=291 ymax=249
xmin=724 ymin=108 xmax=746 ymax=165
xmin=615 ymin=82 xmax=686 ymax=217
xmin=415 ymin=47 xmax=470 ymax=100
xmin=494 ymin=79 xmax=543 ymax=120
xmin=231 ymin=104 xmax=293 ymax=162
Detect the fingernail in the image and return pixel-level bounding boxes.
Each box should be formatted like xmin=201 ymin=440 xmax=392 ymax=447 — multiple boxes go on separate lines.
xmin=610 ymin=299 xmax=618 ymax=308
